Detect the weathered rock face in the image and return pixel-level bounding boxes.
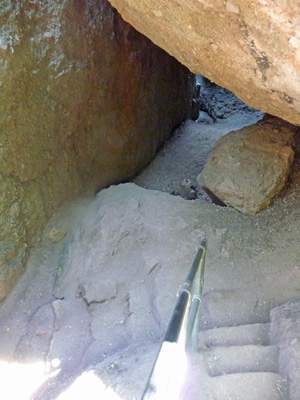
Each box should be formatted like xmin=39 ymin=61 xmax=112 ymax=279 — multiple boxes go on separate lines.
xmin=108 ymin=0 xmax=300 ymax=125
xmin=270 ymin=301 xmax=300 ymax=400
xmin=0 ymin=0 xmax=193 ymax=299
xmin=198 ymin=117 xmax=297 ymax=214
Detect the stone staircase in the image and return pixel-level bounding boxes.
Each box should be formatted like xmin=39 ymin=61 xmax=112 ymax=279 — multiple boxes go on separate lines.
xmin=182 ymin=322 xmax=289 ymax=400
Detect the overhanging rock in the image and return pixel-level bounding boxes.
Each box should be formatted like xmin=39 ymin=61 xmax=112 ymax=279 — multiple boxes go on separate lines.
xmin=109 ymin=0 xmax=300 ymax=125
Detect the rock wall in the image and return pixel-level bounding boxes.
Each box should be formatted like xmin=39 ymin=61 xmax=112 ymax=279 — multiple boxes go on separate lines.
xmin=108 ymin=0 xmax=300 ymax=125
xmin=0 ymin=0 xmax=193 ymax=299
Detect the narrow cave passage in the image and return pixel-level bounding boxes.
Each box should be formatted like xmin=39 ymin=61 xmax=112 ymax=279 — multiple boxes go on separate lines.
xmin=133 ymin=76 xmax=264 ymax=204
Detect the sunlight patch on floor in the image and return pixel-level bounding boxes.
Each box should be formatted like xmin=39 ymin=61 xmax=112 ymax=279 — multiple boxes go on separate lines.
xmin=0 ymin=360 xmax=122 ymax=400
xmin=56 ymin=371 xmax=122 ymax=400
xmin=0 ymin=360 xmax=60 ymax=399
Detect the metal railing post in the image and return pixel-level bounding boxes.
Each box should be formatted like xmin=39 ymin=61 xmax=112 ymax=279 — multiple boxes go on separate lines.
xmin=187 ymin=240 xmax=207 ymax=352
xmin=141 ymin=239 xmax=207 ymax=400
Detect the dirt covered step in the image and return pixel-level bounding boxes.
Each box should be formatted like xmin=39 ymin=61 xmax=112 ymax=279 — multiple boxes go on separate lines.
xmin=198 ymin=322 xmax=270 ymax=347
xmin=201 ymin=344 xmax=278 ymax=376
xmin=209 ymin=372 xmax=288 ymax=400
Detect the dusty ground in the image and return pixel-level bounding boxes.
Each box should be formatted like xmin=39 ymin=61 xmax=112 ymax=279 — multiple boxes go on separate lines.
xmin=1 ymin=90 xmax=300 ymax=400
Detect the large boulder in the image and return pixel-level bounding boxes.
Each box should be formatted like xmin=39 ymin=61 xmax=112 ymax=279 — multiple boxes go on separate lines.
xmin=108 ymin=0 xmax=300 ymax=125
xmin=198 ymin=117 xmax=297 ymax=214
xmin=0 ymin=0 xmax=193 ymax=299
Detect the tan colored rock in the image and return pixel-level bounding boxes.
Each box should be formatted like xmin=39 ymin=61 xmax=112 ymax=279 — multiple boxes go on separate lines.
xmin=49 ymin=229 xmax=66 ymax=243
xmin=0 ymin=0 xmax=193 ymax=299
xmin=109 ymin=0 xmax=300 ymax=125
xmin=198 ymin=117 xmax=296 ymax=214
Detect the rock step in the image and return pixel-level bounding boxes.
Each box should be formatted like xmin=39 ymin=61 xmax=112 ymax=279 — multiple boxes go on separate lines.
xmin=198 ymin=322 xmax=270 ymax=347
xmin=199 ymin=289 xmax=272 ymax=329
xmin=201 ymin=344 xmax=278 ymax=376
xmin=209 ymin=372 xmax=288 ymax=400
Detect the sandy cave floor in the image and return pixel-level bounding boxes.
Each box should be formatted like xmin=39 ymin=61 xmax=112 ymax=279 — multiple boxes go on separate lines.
xmin=1 ymin=101 xmax=300 ymax=399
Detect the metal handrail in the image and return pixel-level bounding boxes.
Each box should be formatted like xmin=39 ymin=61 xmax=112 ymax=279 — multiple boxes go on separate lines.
xmin=141 ymin=239 xmax=207 ymax=399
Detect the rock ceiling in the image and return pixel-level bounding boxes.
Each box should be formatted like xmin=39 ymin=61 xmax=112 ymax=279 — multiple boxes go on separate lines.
xmin=109 ymin=0 xmax=300 ymax=125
